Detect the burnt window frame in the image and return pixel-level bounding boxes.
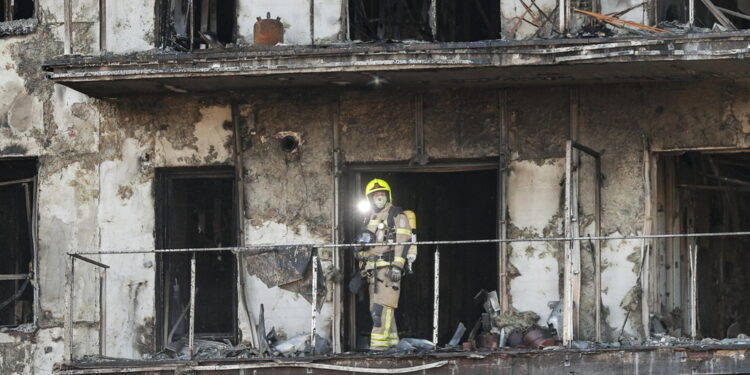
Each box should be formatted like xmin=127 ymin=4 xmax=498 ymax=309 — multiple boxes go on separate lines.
xmin=348 ymin=0 xmax=503 ymax=43
xmin=348 ymin=0 xmax=434 ymax=42
xmin=154 ymin=166 xmax=240 ymax=349
xmin=156 ymin=0 xmax=238 ymax=51
xmin=656 ymin=0 xmax=750 ymax=30
xmin=0 ymin=157 xmax=39 ymax=329
xmin=0 ymin=0 xmax=37 ymax=37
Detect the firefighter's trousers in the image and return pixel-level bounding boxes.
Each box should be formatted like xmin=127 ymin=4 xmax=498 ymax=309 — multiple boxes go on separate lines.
xmin=368 ymin=266 xmax=401 ymax=349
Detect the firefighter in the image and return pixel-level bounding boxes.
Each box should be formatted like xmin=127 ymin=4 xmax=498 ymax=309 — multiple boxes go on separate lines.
xmin=355 ymin=178 xmax=416 ymax=350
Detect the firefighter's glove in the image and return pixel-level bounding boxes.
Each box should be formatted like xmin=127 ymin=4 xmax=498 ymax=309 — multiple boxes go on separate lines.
xmin=354 ymin=250 xmax=366 ymax=261
xmin=388 ymin=265 xmax=402 ymax=282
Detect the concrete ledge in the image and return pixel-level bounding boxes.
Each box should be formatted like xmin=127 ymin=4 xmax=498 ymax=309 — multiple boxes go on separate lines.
xmin=56 ymin=345 xmax=750 ymax=374
xmin=41 ymin=32 xmax=750 ymax=97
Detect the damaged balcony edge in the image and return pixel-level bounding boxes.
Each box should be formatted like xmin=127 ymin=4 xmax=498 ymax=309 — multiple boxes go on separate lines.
xmin=43 ymin=33 xmax=750 ymax=83
xmin=56 ymin=345 xmax=750 ymax=374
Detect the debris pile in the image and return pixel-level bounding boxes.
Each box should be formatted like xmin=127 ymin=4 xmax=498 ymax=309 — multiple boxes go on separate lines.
xmin=448 ymin=290 xmax=558 ymax=351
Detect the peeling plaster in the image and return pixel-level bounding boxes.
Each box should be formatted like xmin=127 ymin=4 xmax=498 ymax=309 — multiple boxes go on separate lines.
xmin=601 ymin=234 xmax=642 ymax=338
xmin=155 ymin=105 xmax=232 ymax=166
xmin=508 ymin=159 xmax=565 ymax=319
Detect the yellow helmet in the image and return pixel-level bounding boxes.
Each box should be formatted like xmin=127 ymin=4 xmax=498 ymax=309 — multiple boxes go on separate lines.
xmin=365 ymin=178 xmax=392 ymax=202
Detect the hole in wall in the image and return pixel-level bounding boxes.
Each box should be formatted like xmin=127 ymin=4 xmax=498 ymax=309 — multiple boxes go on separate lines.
xmin=279 ymin=135 xmax=300 ymax=153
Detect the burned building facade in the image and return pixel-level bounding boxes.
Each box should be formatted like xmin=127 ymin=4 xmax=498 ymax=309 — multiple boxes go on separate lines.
xmin=2 ymin=0 xmax=750 ymax=374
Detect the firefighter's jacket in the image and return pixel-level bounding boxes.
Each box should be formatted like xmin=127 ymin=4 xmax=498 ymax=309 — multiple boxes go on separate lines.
xmin=360 ymin=203 xmax=412 ymax=269
xmin=359 ymin=203 xmax=413 ymax=308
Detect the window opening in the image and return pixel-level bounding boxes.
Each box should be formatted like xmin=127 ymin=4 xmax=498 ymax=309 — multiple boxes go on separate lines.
xmin=1 ymin=0 xmax=34 ymax=21
xmin=435 ymin=0 xmax=500 ymax=42
xmin=656 ymin=152 xmax=750 ymax=339
xmin=155 ymin=167 xmax=238 ymax=349
xmin=343 ymin=168 xmax=498 ymax=349
xmin=164 ymin=0 xmax=236 ymax=50
xmin=349 ymin=0 xmax=432 ymax=41
xmin=0 ymin=158 xmax=37 ymax=328
xmin=659 ymin=0 xmax=750 ymax=29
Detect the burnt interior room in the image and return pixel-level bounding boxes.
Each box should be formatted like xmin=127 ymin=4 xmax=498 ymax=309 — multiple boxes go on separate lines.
xmin=164 ymin=0 xmax=236 ymax=50
xmin=349 ymin=0 xmax=432 ymax=41
xmin=0 ymin=158 xmax=37 ymax=327
xmin=155 ymin=167 xmax=237 ymax=347
xmin=435 ymin=0 xmax=500 ymax=42
xmin=659 ymin=152 xmax=750 ymax=339
xmin=659 ymin=0 xmax=750 ymax=28
xmin=0 ymin=0 xmax=34 ymax=21
xmin=343 ymin=168 xmax=498 ymax=349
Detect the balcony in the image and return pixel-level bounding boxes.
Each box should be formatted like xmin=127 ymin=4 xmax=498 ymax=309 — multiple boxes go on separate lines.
xmin=43 ymin=31 xmax=750 ymax=98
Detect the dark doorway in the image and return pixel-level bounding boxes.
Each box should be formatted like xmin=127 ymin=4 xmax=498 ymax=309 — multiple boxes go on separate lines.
xmin=0 ymin=158 xmax=37 ymax=327
xmin=161 ymin=0 xmax=236 ymax=50
xmin=343 ymin=167 xmax=498 ymax=349
xmin=436 ymin=0 xmax=501 ymax=42
xmin=348 ymin=0 xmax=432 ymax=41
xmin=658 ymin=152 xmax=750 ymax=339
xmin=155 ymin=167 xmax=238 ymax=348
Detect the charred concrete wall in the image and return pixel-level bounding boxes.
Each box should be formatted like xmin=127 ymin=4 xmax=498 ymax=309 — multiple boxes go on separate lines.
xmin=3 ymin=4 xmax=750 ymax=374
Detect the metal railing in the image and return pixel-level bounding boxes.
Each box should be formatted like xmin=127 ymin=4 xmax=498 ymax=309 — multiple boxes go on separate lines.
xmin=64 ymin=230 xmax=750 ymax=362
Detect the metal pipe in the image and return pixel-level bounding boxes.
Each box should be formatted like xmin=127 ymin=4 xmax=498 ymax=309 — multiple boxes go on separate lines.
xmin=594 ymin=155 xmax=602 ymax=342
xmin=716 ymin=6 xmax=750 ymax=21
xmin=64 ymin=256 xmax=75 ymax=362
xmin=559 ymin=0 xmax=566 ymax=34
xmin=690 ymin=244 xmax=698 ymax=339
xmin=0 ymin=274 xmax=31 ymax=281
xmin=310 ymin=0 xmax=315 ymax=45
xmin=68 ymin=230 xmax=750 ymax=255
xmin=232 ymin=103 xmax=260 ymax=349
xmin=0 ymin=177 xmax=35 ymax=187
xmin=99 ymin=269 xmax=107 ymax=356
xmin=189 ymin=0 xmax=194 ymax=51
xmin=99 ymin=0 xmax=107 ymax=52
xmin=31 ymin=175 xmax=39 ymax=328
xmin=71 ymin=254 xmax=110 ymax=269
xmin=498 ymin=89 xmax=510 ymax=313
xmin=311 ymin=254 xmax=318 ymax=353
xmin=563 ymin=140 xmax=574 ymax=346
xmin=432 ymin=246 xmax=440 ymax=345
xmin=572 ymin=141 xmax=601 ymax=158
xmin=189 ymin=253 xmax=196 ymax=359
xmin=64 ymin=0 xmax=72 ymax=55
xmin=331 ymin=95 xmax=342 ymax=353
